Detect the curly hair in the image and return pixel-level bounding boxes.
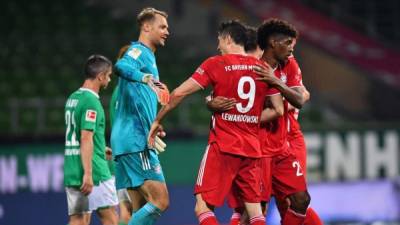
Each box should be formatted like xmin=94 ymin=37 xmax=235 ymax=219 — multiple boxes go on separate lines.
xmin=257 ymin=18 xmax=298 ymax=50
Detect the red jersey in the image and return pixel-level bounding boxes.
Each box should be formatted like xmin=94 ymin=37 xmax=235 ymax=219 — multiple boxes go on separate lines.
xmin=191 ymin=54 xmax=278 ymax=158
xmin=260 ymin=56 xmax=303 ymax=157
xmin=288 ymin=109 xmax=303 ymax=140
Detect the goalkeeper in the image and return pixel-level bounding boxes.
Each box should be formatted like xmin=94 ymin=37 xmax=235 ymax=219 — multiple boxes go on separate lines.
xmin=110 ymin=7 xmax=170 ymax=225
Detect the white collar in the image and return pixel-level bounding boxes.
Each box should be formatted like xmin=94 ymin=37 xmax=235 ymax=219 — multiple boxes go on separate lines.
xmin=79 ymin=88 xmax=99 ymax=99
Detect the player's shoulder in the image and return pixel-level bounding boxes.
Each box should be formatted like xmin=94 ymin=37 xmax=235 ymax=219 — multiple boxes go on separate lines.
xmin=203 ymin=55 xmax=223 ymax=63
xmin=77 ymin=89 xmax=101 ymax=107
xmin=285 ymin=55 xmax=299 ymax=68
xmin=125 ymin=42 xmax=150 ymax=60
xmin=203 ymin=54 xmax=253 ymax=64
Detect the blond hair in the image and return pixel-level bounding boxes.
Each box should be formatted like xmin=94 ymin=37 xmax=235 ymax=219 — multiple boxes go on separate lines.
xmin=137 ymin=7 xmax=168 ymax=29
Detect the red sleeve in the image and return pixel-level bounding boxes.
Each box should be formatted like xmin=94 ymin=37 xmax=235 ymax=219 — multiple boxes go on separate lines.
xmin=266 ymin=87 xmax=279 ymax=96
xmin=286 ymin=58 xmax=303 ymax=88
xmin=190 ymin=58 xmax=214 ymax=89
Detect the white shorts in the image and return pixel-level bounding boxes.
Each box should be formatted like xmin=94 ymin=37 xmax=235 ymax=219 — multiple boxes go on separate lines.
xmin=117 ymin=189 xmax=131 ymax=203
xmin=66 ymin=178 xmax=119 ymax=215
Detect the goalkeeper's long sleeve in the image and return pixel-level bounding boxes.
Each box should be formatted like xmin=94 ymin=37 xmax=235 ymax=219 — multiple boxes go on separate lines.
xmin=115 ymin=57 xmax=150 ymax=83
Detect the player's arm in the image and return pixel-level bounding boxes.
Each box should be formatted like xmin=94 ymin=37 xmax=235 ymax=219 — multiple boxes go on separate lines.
xmin=148 ymin=78 xmax=202 ymax=146
xmin=254 ymin=65 xmax=305 ymax=109
xmin=114 ymin=51 xmax=152 ymax=83
xmin=205 ymin=95 xmax=237 ymax=113
xmin=115 ymin=56 xmax=170 ymax=105
xmin=80 ymin=129 xmax=94 ymax=195
xmin=288 ymin=85 xmax=310 ymax=111
xmin=260 ymin=94 xmax=284 ymax=123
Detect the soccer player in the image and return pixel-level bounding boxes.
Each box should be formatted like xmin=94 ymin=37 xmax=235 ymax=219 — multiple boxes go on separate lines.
xmin=208 ymin=19 xmax=323 ymax=225
xmin=110 ymin=7 xmax=170 ymax=225
xmin=63 ymin=55 xmax=118 ymax=225
xmin=255 ymin=18 xmax=322 ymax=225
xmin=206 ymin=25 xmax=281 ymax=225
xmin=148 ymin=20 xmax=282 ymax=225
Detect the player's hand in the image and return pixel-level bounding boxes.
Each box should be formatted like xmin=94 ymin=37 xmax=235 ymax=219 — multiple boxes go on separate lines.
xmin=148 ymin=78 xmax=170 ymax=106
xmin=154 ymin=135 xmax=167 ymax=154
xmin=254 ymin=64 xmax=279 ymax=86
xmin=206 ymin=96 xmax=237 ymax=112
xmin=105 ymin=146 xmax=112 ymax=161
xmin=80 ymin=173 xmax=94 ymax=196
xmin=148 ymin=121 xmax=164 ymax=148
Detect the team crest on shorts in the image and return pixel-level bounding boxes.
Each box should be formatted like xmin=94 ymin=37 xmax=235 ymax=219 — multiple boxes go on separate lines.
xmin=153 ymin=164 xmax=162 ymax=174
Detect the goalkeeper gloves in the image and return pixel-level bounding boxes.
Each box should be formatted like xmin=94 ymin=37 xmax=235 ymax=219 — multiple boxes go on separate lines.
xmin=142 ymin=74 xmax=170 ymax=106
xmin=154 ymin=136 xmax=167 ymax=154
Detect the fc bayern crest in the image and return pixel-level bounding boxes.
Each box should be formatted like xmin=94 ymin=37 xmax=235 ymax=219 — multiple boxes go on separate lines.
xmin=280 ymin=73 xmax=287 ymax=84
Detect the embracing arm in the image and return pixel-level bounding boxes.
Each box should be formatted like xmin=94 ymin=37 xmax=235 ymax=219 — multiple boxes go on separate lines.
xmin=260 ymin=94 xmax=284 ymax=123
xmin=254 ymin=65 xmax=305 ymax=109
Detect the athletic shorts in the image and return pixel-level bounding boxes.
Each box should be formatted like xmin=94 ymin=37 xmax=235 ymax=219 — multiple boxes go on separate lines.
xmin=66 ymin=178 xmax=119 ymax=215
xmin=115 ymin=150 xmax=165 ymax=190
xmin=194 ymin=142 xmax=261 ymax=207
xmin=117 ymin=189 xmax=131 ymax=202
xmin=227 ymin=156 xmax=272 ymax=208
xmin=271 ymin=153 xmax=307 ymax=200
xmin=288 ymin=134 xmax=307 ymax=178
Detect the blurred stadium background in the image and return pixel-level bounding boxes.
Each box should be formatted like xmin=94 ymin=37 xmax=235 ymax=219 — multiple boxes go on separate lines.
xmin=0 ymin=0 xmax=399 ymax=224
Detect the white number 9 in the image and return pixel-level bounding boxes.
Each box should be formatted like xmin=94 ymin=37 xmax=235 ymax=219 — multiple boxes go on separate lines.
xmin=236 ymin=76 xmax=256 ymax=113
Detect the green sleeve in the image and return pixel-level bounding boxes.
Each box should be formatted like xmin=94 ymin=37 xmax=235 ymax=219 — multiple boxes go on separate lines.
xmin=80 ymin=98 xmax=100 ymax=131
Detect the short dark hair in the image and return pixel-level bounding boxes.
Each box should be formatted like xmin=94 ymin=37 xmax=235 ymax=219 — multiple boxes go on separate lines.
xmin=137 ymin=7 xmax=168 ymax=29
xmin=244 ymin=26 xmax=258 ymax=52
xmin=217 ymin=20 xmax=247 ymax=47
xmin=257 ymin=18 xmax=298 ymax=50
xmin=84 ymin=55 xmax=112 ymax=79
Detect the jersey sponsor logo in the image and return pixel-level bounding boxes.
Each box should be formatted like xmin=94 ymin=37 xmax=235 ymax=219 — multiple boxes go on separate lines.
xmin=221 ymin=113 xmax=259 ymax=124
xmin=85 ymin=110 xmax=97 ymax=122
xmin=195 ymin=67 xmax=204 ymax=75
xmin=127 ymin=48 xmax=142 ymax=59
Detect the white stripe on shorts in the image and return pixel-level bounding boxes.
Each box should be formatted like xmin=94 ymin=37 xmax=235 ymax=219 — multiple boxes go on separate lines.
xmin=140 ymin=152 xmax=151 ymax=171
xmin=196 ymin=145 xmax=210 ymax=186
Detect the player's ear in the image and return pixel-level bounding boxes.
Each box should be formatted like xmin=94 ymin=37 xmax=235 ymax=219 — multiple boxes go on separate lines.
xmin=142 ymin=22 xmax=152 ymax=32
xmin=227 ymin=35 xmax=234 ymax=45
xmin=269 ymin=38 xmax=276 ymax=49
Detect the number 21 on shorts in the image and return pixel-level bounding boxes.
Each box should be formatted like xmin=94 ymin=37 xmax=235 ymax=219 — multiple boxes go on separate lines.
xmin=292 ymin=161 xmax=303 ymax=176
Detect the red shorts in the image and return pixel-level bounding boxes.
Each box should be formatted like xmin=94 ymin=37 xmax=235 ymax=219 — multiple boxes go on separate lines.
xmin=271 ymin=152 xmax=307 ymax=200
xmin=227 ymin=156 xmax=271 ymax=208
xmin=194 ymin=142 xmax=261 ymax=207
xmin=288 ymin=134 xmax=307 ymax=178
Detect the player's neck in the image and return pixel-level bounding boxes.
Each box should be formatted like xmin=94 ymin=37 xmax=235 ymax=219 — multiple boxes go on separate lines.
xmin=226 ymin=45 xmax=246 ymax=55
xmin=261 ymin=51 xmax=279 ymax=69
xmin=81 ymin=80 xmax=100 ymax=95
xmin=138 ymin=35 xmax=156 ymax=52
